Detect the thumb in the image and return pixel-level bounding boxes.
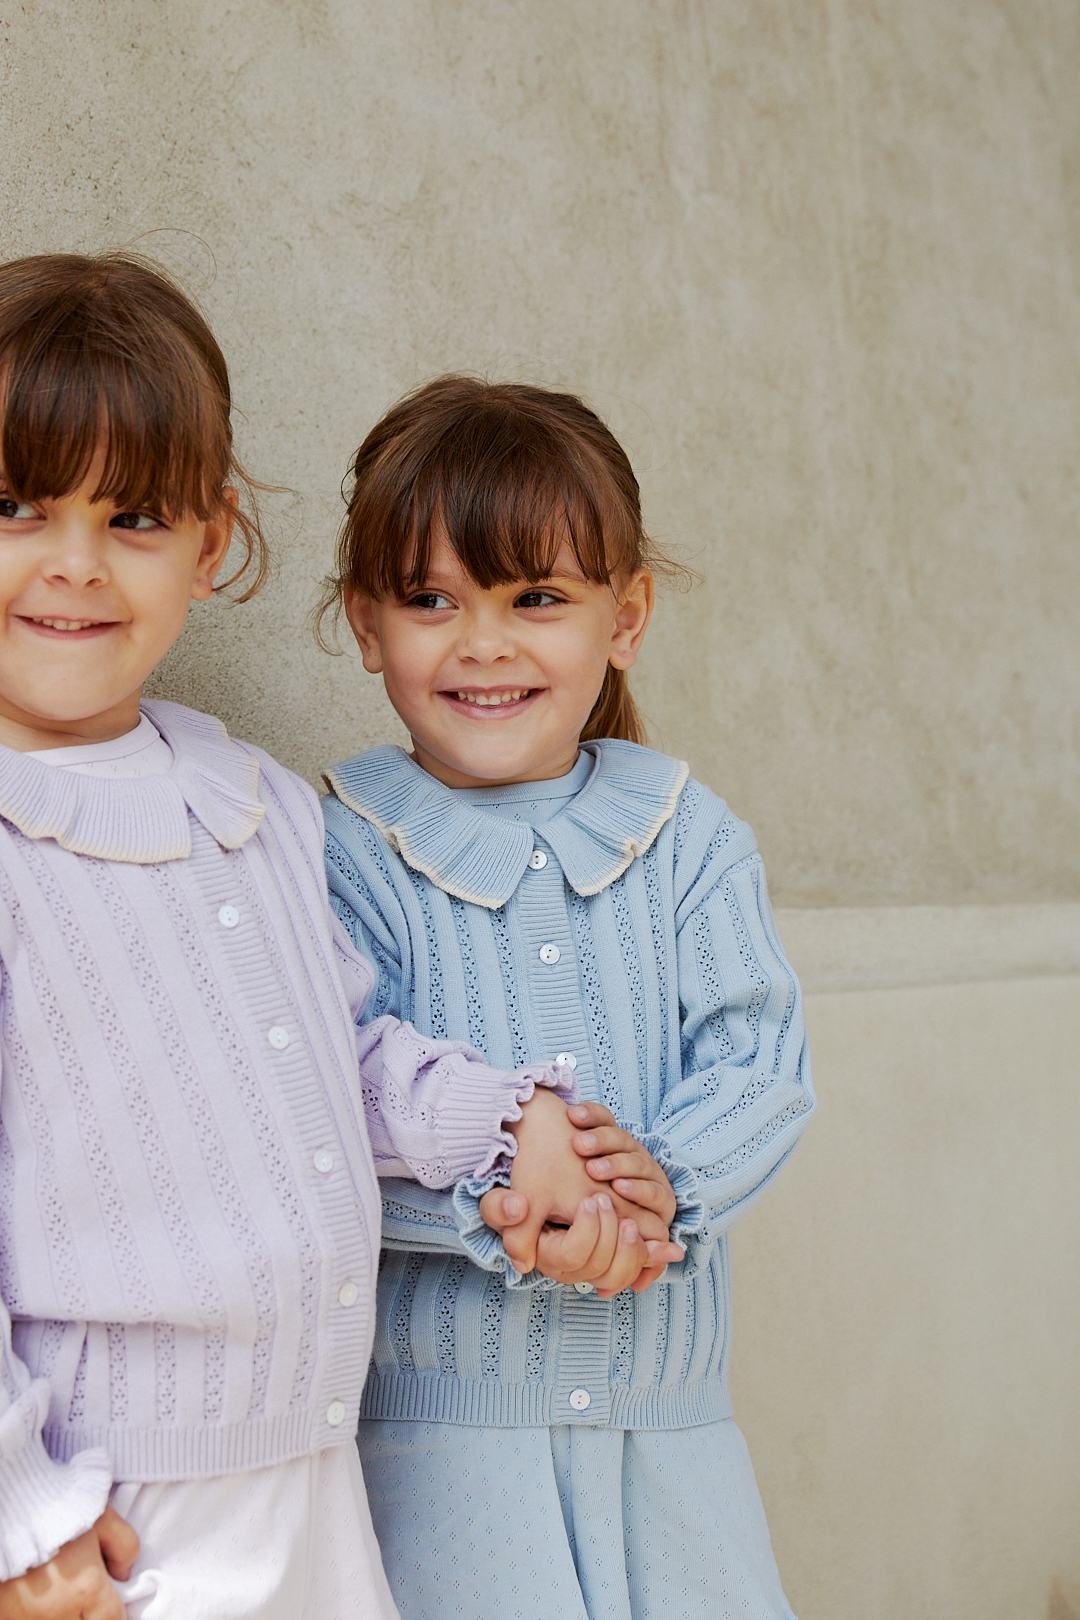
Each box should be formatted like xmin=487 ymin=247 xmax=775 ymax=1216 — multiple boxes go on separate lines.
xmin=479 ymin=1188 xmax=529 ymax=1231
xmin=97 ymin=1505 xmax=140 ymax=1582
xmin=500 ymin=1206 xmax=547 ymax=1276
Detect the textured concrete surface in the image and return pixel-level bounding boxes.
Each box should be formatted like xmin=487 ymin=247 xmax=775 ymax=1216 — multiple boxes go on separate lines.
xmin=733 ymin=956 xmax=1080 ymax=1620
xmin=2 ymin=0 xmax=1077 ymax=905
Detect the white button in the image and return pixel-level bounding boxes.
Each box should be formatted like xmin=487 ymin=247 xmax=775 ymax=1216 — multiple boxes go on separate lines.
xmin=325 ymin=1400 xmax=347 ymax=1427
xmin=218 ymin=904 xmax=239 ymax=929
xmin=568 ymin=1387 xmax=591 ymax=1411
xmin=528 ymin=849 xmax=548 ymax=870
xmin=337 ymin=1280 xmax=359 ymax=1307
xmin=313 ymin=1149 xmax=334 ymax=1175
xmin=267 ymin=1025 xmax=290 ymax=1050
xmin=539 ymin=943 xmax=561 ymax=965
xmin=573 ymin=1281 xmax=594 ymax=1295
xmin=555 ymin=1052 xmax=578 ymax=1070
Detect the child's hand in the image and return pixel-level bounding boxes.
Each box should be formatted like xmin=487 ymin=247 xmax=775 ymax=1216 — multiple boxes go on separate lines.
xmin=541 ymin=1198 xmax=686 ymax=1296
xmin=568 ymin=1102 xmax=677 ymax=1226
xmin=0 ymin=1507 xmax=139 ymax=1619
xmin=491 ymin=1089 xmax=674 ymax=1275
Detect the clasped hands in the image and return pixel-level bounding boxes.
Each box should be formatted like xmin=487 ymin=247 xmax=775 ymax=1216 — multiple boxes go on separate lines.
xmin=480 ymin=1090 xmax=684 ymax=1296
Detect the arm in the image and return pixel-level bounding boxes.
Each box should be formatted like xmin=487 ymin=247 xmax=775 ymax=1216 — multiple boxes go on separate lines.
xmin=0 ymin=967 xmax=117 ymax=1589
xmin=324 ymin=819 xmax=573 ymax=1277
xmin=332 ymin=914 xmax=574 ymax=1190
xmin=576 ymin=817 xmax=814 ymax=1283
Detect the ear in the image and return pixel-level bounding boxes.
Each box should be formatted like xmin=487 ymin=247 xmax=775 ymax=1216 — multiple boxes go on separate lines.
xmin=190 ymin=488 xmax=238 ymax=601
xmin=343 ymin=584 xmax=385 ymax=674
xmin=608 ymin=569 xmax=654 ymax=670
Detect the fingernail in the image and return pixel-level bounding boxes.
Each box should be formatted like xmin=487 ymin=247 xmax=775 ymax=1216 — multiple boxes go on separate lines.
xmin=620 ymin=1220 xmax=639 ymax=1243
xmin=597 ymin=1194 xmax=612 ymax=1211
xmin=578 ymin=1133 xmax=596 ymax=1150
xmin=592 ymin=1158 xmax=610 ymax=1174
xmin=504 ymin=1195 xmax=525 ymax=1217
xmin=584 ymin=1197 xmax=598 ymax=1212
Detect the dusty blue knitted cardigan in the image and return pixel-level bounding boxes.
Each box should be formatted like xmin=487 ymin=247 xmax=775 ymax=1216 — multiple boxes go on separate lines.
xmin=324 ymin=740 xmax=814 ymax=1430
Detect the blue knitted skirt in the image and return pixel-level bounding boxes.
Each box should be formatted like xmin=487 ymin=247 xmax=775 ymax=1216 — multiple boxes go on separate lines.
xmin=357 ymin=1417 xmax=796 ymax=1620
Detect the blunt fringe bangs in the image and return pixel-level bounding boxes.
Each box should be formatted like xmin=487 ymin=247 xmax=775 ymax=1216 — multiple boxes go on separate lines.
xmin=0 ymin=252 xmax=268 ymax=597
xmin=326 ymin=375 xmax=673 ymax=602
xmin=320 ymin=376 xmax=688 ymax=745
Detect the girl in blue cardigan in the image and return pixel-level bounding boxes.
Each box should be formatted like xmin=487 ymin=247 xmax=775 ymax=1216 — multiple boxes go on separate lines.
xmin=322 ymin=376 xmax=815 ymax=1620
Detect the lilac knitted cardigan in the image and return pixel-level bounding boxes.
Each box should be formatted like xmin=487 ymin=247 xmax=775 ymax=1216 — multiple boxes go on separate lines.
xmin=0 ymin=701 xmax=569 ymax=1580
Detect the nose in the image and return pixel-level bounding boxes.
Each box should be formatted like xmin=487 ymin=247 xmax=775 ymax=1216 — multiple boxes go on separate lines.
xmin=456 ymin=604 xmax=516 ymax=664
xmin=42 ymin=518 xmax=111 ymax=589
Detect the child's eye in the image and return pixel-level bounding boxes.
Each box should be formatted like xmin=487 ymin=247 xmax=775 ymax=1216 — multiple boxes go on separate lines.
xmin=405 ymin=591 xmax=454 ymax=611
xmin=111 ymin=511 xmax=164 ymax=532
xmin=0 ymin=495 xmax=37 ymax=521
xmin=516 ymin=589 xmax=563 ymax=609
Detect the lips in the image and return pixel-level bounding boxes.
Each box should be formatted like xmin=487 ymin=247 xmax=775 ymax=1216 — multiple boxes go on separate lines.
xmin=452 ymin=688 xmax=532 ymax=706
xmin=438 ymin=687 xmax=540 ymax=717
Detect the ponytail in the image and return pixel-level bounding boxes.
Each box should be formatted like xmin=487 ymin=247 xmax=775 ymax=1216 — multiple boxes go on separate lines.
xmin=581 ymin=665 xmax=646 ymax=746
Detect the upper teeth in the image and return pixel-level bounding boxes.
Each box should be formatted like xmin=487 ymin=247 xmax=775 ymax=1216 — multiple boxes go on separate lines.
xmin=456 ymin=689 xmax=528 ymax=706
xmin=32 ymin=618 xmax=100 ymax=631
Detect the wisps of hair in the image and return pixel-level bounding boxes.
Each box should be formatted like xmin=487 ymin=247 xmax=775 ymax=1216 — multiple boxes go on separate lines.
xmin=0 ymin=251 xmax=268 ymax=598
xmin=317 ymin=375 xmax=689 ymax=744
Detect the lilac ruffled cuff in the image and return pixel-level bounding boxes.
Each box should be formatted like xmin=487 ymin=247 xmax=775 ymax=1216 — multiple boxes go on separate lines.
xmin=469 ymin=1058 xmax=580 ymax=1185
xmin=0 ymin=1381 xmax=112 ymax=1580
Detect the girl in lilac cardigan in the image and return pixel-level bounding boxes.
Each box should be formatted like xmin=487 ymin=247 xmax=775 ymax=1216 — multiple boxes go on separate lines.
xmin=0 ymin=254 xmax=576 ymax=1619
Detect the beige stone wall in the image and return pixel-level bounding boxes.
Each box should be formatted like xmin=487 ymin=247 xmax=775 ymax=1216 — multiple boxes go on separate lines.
xmin=737 ymin=915 xmax=1080 ymax=1620
xmin=3 ymin=0 xmax=1077 ymax=905
xmin=4 ymin=4 xmax=1078 ymax=1615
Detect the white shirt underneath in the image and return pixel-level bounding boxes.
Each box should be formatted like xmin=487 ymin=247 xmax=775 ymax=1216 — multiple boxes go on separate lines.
xmin=27 ymin=714 xmax=173 ymax=778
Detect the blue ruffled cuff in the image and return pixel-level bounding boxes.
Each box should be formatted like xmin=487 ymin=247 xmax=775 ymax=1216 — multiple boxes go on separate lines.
xmin=450 ymin=1170 xmax=560 ymax=1290
xmin=621 ymin=1125 xmax=712 ymax=1282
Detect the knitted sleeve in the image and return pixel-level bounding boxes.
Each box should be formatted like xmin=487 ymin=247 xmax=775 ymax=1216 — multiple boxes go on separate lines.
xmin=0 ymin=967 xmax=112 ymax=1581
xmin=625 ymin=797 xmax=815 ymax=1282
xmin=326 ymin=816 xmax=575 ymax=1238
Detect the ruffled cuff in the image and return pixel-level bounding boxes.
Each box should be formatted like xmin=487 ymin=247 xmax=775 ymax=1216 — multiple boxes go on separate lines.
xmin=450 ymin=1170 xmax=560 ymax=1291
xmin=0 ymin=1382 xmax=112 ymax=1580
xmin=621 ymin=1125 xmax=712 ymax=1281
xmin=466 ymin=1058 xmax=579 ymax=1185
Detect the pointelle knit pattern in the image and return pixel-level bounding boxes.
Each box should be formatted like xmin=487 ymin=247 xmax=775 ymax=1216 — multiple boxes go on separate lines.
xmin=0 ymin=700 xmax=573 ymax=1580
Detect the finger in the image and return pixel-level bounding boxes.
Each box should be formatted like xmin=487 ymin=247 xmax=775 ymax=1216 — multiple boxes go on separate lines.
xmin=580 ymin=1196 xmax=622 ymax=1281
xmin=583 ymin=1150 xmax=652 ymax=1182
xmin=501 ymin=1207 xmax=548 ymax=1275
xmin=479 ymin=1188 xmax=529 ymax=1231
xmin=566 ymin=1102 xmax=617 ymax=1129
xmin=537 ymin=1192 xmax=605 ymax=1276
xmin=570 ymin=1125 xmax=634 ymax=1157
xmin=594 ymin=1220 xmax=648 ymax=1296
xmin=630 ymin=1239 xmax=686 ymax=1292
xmin=98 ymin=1505 xmax=140 ymax=1582
xmin=609 ymin=1175 xmax=675 ymax=1215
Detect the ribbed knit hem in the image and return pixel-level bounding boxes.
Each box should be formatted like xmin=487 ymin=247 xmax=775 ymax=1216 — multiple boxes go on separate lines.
xmin=359 ymin=1375 xmax=732 ymax=1430
xmin=41 ymin=1406 xmax=352 ymax=1483
xmin=0 ymin=1438 xmax=112 ymax=1581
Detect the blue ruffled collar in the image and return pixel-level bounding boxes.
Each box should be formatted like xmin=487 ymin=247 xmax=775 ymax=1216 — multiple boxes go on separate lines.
xmin=0 ymin=700 xmax=265 ymax=862
xmin=326 ymin=740 xmax=689 ymax=908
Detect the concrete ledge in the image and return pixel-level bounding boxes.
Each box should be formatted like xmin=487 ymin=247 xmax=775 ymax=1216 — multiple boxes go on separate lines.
xmin=775 ymin=903 xmax=1080 ymax=994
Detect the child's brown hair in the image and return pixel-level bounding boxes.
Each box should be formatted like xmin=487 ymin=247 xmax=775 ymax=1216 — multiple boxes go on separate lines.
xmin=322 ymin=375 xmax=682 ymax=744
xmin=0 ymin=251 xmax=267 ymax=597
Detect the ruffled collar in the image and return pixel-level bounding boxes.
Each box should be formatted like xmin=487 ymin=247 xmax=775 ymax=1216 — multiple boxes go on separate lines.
xmin=0 ymin=700 xmax=265 ymax=862
xmin=326 ymin=740 xmax=689 ymax=908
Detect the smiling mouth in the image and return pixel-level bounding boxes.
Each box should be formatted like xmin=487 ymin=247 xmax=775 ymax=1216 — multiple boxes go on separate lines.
xmin=440 ymin=687 xmax=540 ymax=714
xmin=18 ymin=615 xmax=118 ymax=636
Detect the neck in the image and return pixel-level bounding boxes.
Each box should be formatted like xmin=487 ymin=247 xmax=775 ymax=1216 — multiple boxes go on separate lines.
xmin=0 ymin=695 xmax=143 ymax=753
